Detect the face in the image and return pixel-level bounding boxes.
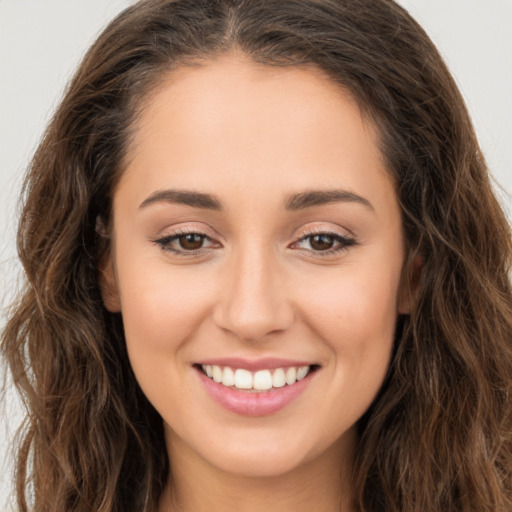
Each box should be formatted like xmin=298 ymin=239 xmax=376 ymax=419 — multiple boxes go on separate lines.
xmin=101 ymin=55 xmax=409 ymax=479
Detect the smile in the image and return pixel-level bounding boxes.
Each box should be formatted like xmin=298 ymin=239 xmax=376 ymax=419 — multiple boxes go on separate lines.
xmin=201 ymin=364 xmax=311 ymax=392
xmin=195 ymin=360 xmax=319 ymax=416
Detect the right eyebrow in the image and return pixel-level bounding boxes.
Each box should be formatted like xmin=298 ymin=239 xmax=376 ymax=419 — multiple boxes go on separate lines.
xmin=139 ymin=189 xmax=223 ymax=210
xmin=284 ymin=189 xmax=375 ymax=212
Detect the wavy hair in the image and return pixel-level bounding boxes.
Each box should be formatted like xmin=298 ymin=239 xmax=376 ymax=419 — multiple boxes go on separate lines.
xmin=2 ymin=0 xmax=512 ymax=510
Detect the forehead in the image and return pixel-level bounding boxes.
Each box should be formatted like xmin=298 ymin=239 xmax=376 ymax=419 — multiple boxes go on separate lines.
xmin=118 ymin=54 xmax=397 ymax=218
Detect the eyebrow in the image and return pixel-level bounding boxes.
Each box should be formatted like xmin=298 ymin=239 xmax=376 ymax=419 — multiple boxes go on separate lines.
xmin=139 ymin=188 xmax=374 ymax=212
xmin=140 ymin=189 xmax=222 ymax=210
xmin=284 ymin=189 xmax=375 ymax=212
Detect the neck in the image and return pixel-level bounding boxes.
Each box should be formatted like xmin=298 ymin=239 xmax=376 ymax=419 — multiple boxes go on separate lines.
xmin=159 ymin=430 xmax=357 ymax=512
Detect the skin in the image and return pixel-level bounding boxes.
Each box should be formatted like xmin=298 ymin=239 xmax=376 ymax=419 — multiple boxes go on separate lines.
xmin=100 ymin=54 xmax=410 ymax=512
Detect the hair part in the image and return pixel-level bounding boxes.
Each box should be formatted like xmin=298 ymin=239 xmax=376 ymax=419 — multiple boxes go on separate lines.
xmin=2 ymin=0 xmax=512 ymax=510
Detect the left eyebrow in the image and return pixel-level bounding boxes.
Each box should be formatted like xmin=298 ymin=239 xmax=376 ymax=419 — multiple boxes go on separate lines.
xmin=284 ymin=189 xmax=375 ymax=212
xmin=139 ymin=189 xmax=222 ymax=210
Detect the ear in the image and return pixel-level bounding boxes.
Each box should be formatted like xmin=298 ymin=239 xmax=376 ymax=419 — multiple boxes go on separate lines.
xmin=398 ymin=254 xmax=423 ymax=315
xmin=96 ymin=215 xmax=121 ymax=312
xmin=98 ymin=253 xmax=122 ymax=312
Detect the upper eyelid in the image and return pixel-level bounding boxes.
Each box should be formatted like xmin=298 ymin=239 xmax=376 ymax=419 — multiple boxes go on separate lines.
xmin=155 ymin=231 xmax=217 ymax=245
xmin=153 ymin=232 xmax=219 ymax=257
xmin=154 ymin=223 xmax=221 ymax=240
xmin=152 ymin=221 xmax=356 ymax=244
xmin=154 ymin=233 xmax=354 ymax=259
xmin=291 ymin=231 xmax=355 ymax=248
xmin=293 ymin=224 xmax=355 ymax=240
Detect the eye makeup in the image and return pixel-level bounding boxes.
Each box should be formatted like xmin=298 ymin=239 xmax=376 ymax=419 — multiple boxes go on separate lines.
xmin=289 ymin=227 xmax=357 ymax=257
xmin=152 ymin=225 xmax=357 ymax=258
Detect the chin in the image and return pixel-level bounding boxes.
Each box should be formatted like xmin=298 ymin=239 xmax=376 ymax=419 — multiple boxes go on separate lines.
xmin=168 ymin=420 xmax=353 ymax=481
xmin=206 ymin=446 xmax=311 ymax=479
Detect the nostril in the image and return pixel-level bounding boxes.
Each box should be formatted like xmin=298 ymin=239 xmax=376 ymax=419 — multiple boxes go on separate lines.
xmin=212 ymin=301 xmax=295 ymax=342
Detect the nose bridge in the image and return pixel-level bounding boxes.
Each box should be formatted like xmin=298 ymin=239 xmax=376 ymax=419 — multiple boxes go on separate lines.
xmin=213 ymin=240 xmax=293 ymax=341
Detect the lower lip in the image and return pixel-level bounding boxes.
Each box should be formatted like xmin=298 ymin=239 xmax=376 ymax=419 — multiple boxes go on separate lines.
xmin=196 ymin=369 xmax=315 ymax=417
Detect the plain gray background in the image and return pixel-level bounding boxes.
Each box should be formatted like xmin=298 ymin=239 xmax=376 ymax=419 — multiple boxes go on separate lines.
xmin=1 ymin=0 xmax=511 ymax=508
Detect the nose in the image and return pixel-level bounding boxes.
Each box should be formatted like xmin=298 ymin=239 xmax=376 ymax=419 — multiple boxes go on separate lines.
xmin=212 ymin=245 xmax=294 ymax=342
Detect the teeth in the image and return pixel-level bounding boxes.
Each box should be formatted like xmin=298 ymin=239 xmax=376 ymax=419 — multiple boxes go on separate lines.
xmin=201 ymin=364 xmax=312 ymax=391
xmin=297 ymin=366 xmax=309 ymax=381
xmin=234 ymin=369 xmax=252 ymax=389
xmin=212 ymin=365 xmax=223 ymax=383
xmin=272 ymin=368 xmax=286 ymax=388
xmin=222 ymin=367 xmax=235 ymax=387
xmin=285 ymin=367 xmax=296 ymax=385
xmin=253 ymin=370 xmax=273 ymax=391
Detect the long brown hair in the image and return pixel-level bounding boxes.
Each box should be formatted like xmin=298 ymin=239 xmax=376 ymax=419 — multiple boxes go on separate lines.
xmin=2 ymin=0 xmax=511 ymax=510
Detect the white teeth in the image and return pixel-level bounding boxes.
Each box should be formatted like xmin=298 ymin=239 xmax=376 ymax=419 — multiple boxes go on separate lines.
xmin=222 ymin=367 xmax=235 ymax=387
xmin=285 ymin=367 xmax=296 ymax=385
xmin=297 ymin=366 xmax=309 ymax=381
xmin=253 ymin=370 xmax=273 ymax=391
xmin=234 ymin=369 xmax=253 ymax=389
xmin=272 ymin=368 xmax=286 ymax=388
xmin=201 ymin=364 xmax=313 ymax=391
xmin=212 ymin=365 xmax=223 ymax=383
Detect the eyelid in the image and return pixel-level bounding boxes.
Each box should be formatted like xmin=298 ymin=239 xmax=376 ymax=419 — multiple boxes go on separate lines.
xmin=152 ymin=222 xmax=222 ymax=243
xmin=292 ymin=223 xmax=355 ymax=243
xmin=294 ymin=224 xmax=353 ymax=238
xmin=151 ymin=222 xmax=357 ymax=257
xmin=152 ymin=225 xmax=222 ymax=256
xmin=289 ymin=225 xmax=357 ymax=256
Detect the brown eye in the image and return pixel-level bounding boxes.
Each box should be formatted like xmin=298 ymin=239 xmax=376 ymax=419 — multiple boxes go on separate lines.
xmin=309 ymin=234 xmax=335 ymax=251
xmin=291 ymin=231 xmax=356 ymax=256
xmin=154 ymin=230 xmax=220 ymax=255
xmin=178 ymin=233 xmax=205 ymax=250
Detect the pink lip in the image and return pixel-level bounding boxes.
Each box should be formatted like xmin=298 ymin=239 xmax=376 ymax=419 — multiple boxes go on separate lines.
xmin=195 ymin=357 xmax=314 ymax=371
xmin=195 ymin=366 xmax=316 ymax=417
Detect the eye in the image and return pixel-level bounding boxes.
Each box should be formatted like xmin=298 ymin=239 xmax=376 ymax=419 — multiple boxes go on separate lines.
xmin=153 ymin=230 xmax=220 ymax=255
xmin=308 ymin=234 xmax=338 ymax=251
xmin=176 ymin=233 xmax=206 ymax=250
xmin=292 ymin=230 xmax=356 ymax=255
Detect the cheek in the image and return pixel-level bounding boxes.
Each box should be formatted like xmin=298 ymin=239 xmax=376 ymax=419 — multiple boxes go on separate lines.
xmin=302 ymin=264 xmax=401 ymax=343
xmin=114 ymin=262 xmax=222 ymax=421
xmin=115 ymin=261 xmax=216 ymax=363
xmin=297 ymin=264 xmax=400 ymax=427
xmin=297 ymin=257 xmax=402 ymax=407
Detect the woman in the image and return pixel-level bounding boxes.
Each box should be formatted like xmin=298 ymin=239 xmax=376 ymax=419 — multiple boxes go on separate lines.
xmin=2 ymin=0 xmax=511 ymax=511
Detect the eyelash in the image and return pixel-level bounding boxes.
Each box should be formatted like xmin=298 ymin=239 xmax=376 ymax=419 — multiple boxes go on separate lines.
xmin=153 ymin=228 xmax=218 ymax=257
xmin=153 ymin=228 xmax=356 ymax=257
xmin=291 ymin=229 xmax=357 ymax=256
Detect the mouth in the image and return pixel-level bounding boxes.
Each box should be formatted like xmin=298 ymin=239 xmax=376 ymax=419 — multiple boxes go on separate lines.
xmin=194 ymin=358 xmax=320 ymax=416
xmin=196 ymin=363 xmax=319 ymax=392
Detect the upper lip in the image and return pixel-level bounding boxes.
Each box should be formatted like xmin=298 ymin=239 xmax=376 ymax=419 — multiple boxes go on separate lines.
xmin=194 ymin=357 xmax=317 ymax=372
